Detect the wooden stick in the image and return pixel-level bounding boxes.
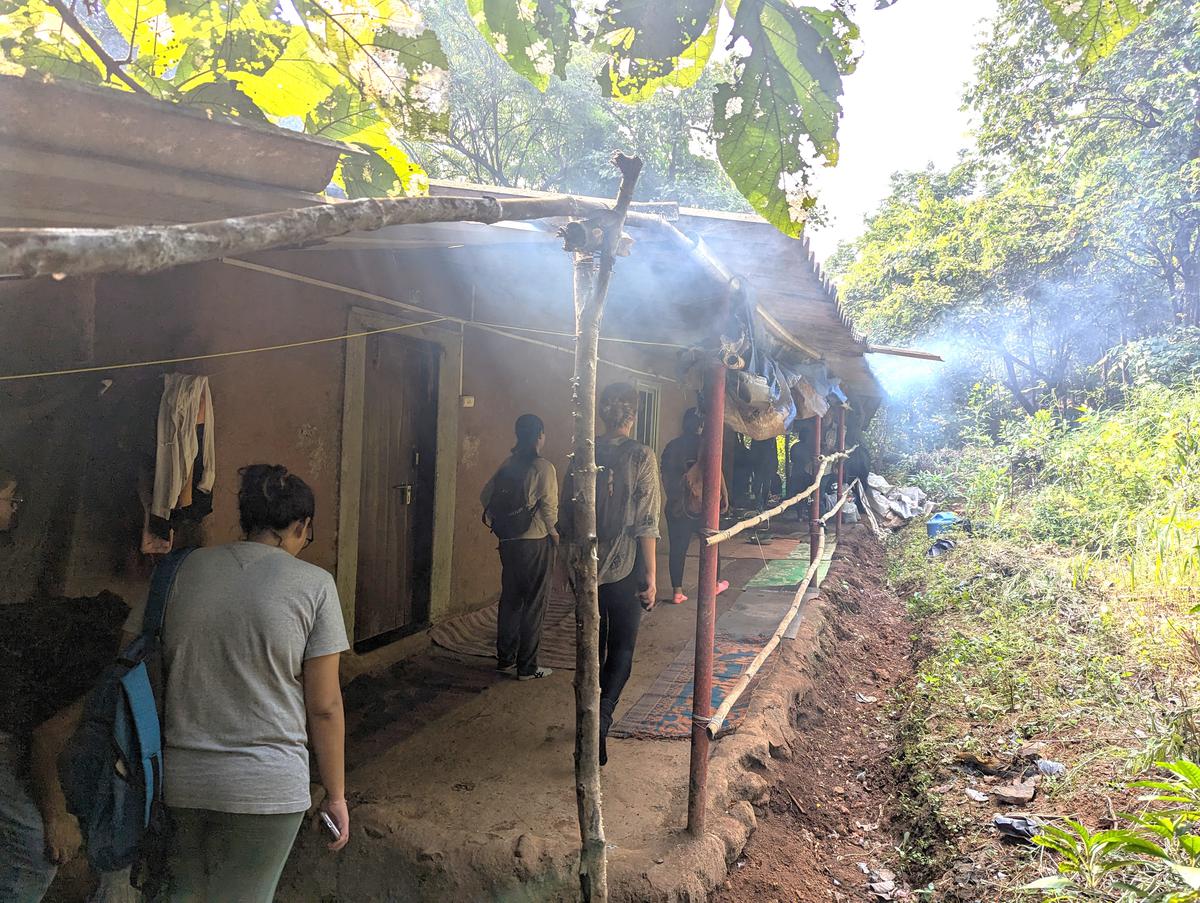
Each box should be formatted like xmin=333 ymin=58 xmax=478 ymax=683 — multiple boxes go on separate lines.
xmin=705 ymin=479 xmax=856 ymax=739
xmin=820 ymin=480 xmax=860 ymax=524
xmin=703 ymin=447 xmax=856 ymax=546
xmin=706 ymin=529 xmax=826 ymax=739
xmin=0 ymin=194 xmax=639 ymax=279
xmin=569 ymin=152 xmax=642 ymax=903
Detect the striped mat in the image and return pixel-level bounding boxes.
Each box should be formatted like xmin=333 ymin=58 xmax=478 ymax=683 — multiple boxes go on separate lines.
xmin=608 ymin=636 xmax=766 ymax=739
xmin=429 ymin=587 xmax=579 ymax=670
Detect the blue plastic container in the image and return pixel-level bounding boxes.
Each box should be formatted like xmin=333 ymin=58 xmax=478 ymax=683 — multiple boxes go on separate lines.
xmin=927 ymin=511 xmax=960 ymax=538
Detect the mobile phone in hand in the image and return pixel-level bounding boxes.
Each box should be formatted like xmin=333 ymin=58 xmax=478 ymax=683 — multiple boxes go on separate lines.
xmin=319 ymin=811 xmax=341 ymax=841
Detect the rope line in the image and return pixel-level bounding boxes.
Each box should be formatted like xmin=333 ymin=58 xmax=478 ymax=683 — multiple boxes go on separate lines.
xmin=0 ymin=316 xmax=449 ymax=382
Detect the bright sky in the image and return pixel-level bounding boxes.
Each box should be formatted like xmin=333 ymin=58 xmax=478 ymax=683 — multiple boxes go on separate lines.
xmin=805 ymin=0 xmax=999 ymax=264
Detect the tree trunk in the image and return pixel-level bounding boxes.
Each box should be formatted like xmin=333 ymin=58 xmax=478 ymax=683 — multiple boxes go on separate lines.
xmin=569 ymin=153 xmax=643 ymax=903
xmin=1001 ymin=351 xmax=1039 ymax=416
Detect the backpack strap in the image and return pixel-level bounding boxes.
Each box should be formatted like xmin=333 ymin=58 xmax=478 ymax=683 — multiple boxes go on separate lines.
xmin=139 ymin=547 xmax=195 ymax=641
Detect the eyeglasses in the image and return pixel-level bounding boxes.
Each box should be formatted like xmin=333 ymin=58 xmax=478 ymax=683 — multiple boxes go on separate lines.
xmin=303 ymin=521 xmax=314 ymax=550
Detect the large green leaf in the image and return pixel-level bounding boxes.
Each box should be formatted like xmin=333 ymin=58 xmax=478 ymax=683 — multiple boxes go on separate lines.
xmin=467 ymin=0 xmax=573 ymax=91
xmin=1042 ymin=0 xmax=1150 ymax=70
xmin=712 ymin=0 xmax=857 ymax=237
xmin=594 ymin=0 xmax=720 ymax=102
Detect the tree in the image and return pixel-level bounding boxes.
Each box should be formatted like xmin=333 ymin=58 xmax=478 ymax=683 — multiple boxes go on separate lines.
xmin=412 ymin=1 xmax=747 ymax=210
xmin=969 ymin=0 xmax=1200 ymax=325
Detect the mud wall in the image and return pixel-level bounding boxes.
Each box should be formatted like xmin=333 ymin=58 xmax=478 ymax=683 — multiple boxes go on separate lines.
xmin=2 ymin=247 xmax=688 ymax=640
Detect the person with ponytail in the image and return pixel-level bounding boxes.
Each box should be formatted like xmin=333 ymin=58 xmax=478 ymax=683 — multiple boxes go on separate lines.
xmin=481 ymin=414 xmax=559 ymax=680
xmin=141 ymin=464 xmax=350 ymax=901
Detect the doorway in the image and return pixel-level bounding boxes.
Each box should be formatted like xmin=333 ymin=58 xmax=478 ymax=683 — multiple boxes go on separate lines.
xmin=354 ymin=332 xmax=439 ymax=648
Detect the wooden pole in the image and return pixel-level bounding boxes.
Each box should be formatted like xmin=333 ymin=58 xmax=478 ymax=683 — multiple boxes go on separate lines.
xmin=0 ymin=194 xmax=650 ymax=279
xmin=687 ymin=360 xmax=726 ymax=836
xmin=836 ymin=407 xmax=847 ymax=540
xmin=810 ymin=415 xmax=823 ymax=564
xmin=569 ymin=153 xmax=642 ymax=903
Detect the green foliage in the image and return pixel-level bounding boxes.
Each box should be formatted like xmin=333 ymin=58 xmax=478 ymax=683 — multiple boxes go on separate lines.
xmin=1109 ymin=329 xmax=1200 ymax=389
xmin=465 ymin=0 xmax=858 ymax=236
xmin=466 ymin=0 xmax=572 ymax=91
xmin=0 ymin=0 xmax=448 ymax=198
xmin=712 ymin=1 xmax=856 ymax=235
xmin=1042 ymin=0 xmax=1153 ymax=71
xmin=415 ymin=1 xmax=747 ymax=210
xmin=592 ymin=0 xmax=718 ymax=101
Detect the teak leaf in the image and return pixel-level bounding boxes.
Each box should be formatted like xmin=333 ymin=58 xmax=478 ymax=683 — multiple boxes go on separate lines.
xmin=593 ymin=0 xmax=719 ymax=102
xmin=1042 ymin=0 xmax=1151 ymax=70
xmin=467 ymin=0 xmax=574 ymax=91
xmin=712 ymin=0 xmax=857 ymax=237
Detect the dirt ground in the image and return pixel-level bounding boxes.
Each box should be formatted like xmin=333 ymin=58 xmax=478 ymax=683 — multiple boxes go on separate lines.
xmin=715 ymin=530 xmax=918 ymax=903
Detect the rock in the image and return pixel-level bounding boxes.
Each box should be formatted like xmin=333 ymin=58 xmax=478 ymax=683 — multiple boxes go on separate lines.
xmin=1016 ymin=741 xmax=1046 ymax=761
xmin=514 ymin=833 xmax=543 ymax=862
xmin=965 ymin=787 xmax=989 ymax=803
xmin=954 ymin=750 xmax=1007 ymax=775
xmin=992 ymin=777 xmax=1039 ymax=806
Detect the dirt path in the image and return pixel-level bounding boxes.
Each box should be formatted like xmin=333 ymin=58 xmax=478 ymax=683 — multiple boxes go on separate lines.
xmin=715 ymin=533 xmax=916 ymax=903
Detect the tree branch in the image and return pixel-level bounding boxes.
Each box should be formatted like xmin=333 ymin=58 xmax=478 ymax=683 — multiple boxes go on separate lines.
xmin=48 ymin=0 xmax=152 ymax=97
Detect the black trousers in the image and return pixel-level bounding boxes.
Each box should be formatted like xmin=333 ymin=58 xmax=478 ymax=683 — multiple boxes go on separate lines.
xmin=497 ymin=537 xmax=555 ymax=676
xmin=598 ymin=563 xmax=644 ymax=732
xmin=666 ymin=514 xmax=721 ymax=590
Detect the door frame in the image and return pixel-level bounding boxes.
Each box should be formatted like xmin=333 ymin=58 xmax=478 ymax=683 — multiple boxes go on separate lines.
xmin=336 ymin=306 xmax=460 ymax=644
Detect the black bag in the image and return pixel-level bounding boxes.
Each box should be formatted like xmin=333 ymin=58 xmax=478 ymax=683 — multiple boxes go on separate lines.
xmin=483 ymin=460 xmax=536 ymax=540
xmin=559 ymin=438 xmax=639 ymax=544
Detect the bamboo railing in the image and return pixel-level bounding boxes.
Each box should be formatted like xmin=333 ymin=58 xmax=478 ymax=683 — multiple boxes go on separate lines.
xmin=704 ymin=479 xmax=860 ymax=739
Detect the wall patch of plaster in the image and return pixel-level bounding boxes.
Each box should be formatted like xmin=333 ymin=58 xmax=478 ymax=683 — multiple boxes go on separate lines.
xmin=461 ymin=434 xmax=481 ymax=469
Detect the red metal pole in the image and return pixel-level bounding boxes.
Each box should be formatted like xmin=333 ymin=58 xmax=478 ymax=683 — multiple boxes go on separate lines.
xmin=810 ymin=414 xmax=822 ymax=563
xmin=687 ymin=359 xmax=726 ymax=836
xmin=836 ymin=406 xmax=847 ymax=540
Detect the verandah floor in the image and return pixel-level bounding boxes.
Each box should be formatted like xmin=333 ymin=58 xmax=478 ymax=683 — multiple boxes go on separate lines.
xmin=278 ymin=518 xmax=844 ymax=902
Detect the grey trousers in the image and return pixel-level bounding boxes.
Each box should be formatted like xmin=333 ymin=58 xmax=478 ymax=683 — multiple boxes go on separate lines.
xmin=497 ymin=537 xmax=555 ymax=676
xmin=165 ymin=807 xmax=304 ymax=903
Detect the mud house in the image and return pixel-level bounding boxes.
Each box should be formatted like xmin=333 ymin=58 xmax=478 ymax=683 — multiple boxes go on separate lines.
xmin=1 ymin=76 xmax=881 ymax=649
xmin=1 ymin=75 xmax=906 ymax=900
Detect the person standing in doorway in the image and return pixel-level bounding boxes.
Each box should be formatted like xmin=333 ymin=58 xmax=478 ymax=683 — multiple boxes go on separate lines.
xmin=749 ymin=437 xmax=779 ymax=511
xmin=592 ymin=383 xmax=660 ymax=766
xmin=660 ymin=409 xmax=728 ymax=605
xmin=145 ymin=465 xmax=350 ymax=902
xmin=481 ymin=414 xmax=558 ymax=681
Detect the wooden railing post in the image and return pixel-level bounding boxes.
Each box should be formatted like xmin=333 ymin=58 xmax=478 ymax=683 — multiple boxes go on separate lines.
xmin=687 ymin=359 xmax=726 ymax=836
xmin=836 ymin=406 xmax=847 ymax=540
xmin=810 ymin=414 xmax=822 ymax=563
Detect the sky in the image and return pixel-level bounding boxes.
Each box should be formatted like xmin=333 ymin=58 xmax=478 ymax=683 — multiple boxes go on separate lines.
xmin=805 ymin=0 xmax=999 ymax=264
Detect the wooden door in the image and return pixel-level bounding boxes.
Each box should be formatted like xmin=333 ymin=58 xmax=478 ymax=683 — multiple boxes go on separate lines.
xmin=355 ymin=333 xmax=439 ymax=647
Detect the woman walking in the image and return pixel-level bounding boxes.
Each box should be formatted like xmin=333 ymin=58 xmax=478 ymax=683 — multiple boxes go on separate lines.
xmin=158 ymin=464 xmax=350 ymax=901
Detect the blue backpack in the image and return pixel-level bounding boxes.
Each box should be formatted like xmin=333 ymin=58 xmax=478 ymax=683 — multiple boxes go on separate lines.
xmin=59 ymin=548 xmax=193 ymax=875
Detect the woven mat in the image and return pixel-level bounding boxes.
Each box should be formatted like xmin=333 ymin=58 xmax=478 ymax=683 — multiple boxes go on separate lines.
xmin=429 ymin=586 xmax=578 ymax=670
xmin=608 ymin=636 xmax=766 ymax=739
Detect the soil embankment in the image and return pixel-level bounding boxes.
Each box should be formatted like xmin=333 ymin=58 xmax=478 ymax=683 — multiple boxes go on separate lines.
xmin=716 ymin=529 xmax=917 ymax=903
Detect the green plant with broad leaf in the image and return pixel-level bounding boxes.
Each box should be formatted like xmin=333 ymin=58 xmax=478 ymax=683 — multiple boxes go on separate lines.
xmin=1023 ymin=762 xmax=1200 ymax=901
xmin=0 ymin=0 xmax=1156 ymax=224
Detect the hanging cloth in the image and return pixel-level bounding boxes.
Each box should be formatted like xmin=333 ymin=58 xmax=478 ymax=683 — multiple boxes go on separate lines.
xmin=151 ymin=374 xmax=215 ymax=525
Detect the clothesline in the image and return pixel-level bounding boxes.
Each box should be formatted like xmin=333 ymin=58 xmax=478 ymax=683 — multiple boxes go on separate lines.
xmin=0 ymin=316 xmax=449 ymax=382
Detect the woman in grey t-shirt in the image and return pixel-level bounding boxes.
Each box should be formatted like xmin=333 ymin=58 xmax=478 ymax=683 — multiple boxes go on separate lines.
xmin=160 ymin=465 xmax=350 ymax=901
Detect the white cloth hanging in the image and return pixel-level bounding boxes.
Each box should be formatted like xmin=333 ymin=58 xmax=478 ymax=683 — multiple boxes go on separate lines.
xmin=151 ymin=374 xmax=215 ymax=523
